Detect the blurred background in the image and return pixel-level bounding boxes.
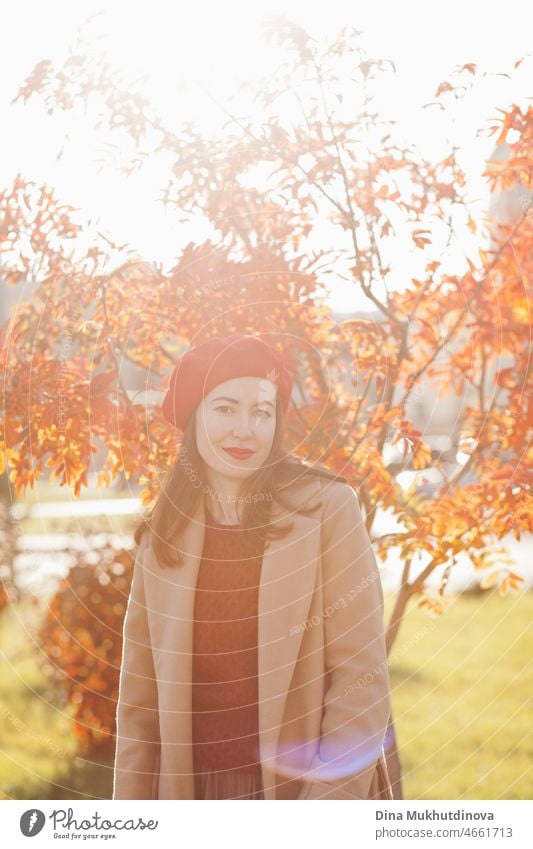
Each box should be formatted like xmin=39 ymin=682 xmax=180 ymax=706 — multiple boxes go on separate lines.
xmin=0 ymin=0 xmax=531 ymax=801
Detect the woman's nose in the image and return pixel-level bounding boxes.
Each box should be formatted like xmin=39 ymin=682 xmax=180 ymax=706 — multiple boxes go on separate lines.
xmin=231 ymin=413 xmax=256 ymax=436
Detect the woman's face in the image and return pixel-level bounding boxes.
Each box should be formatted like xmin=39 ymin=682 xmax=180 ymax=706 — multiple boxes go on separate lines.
xmin=195 ymin=376 xmax=278 ymax=484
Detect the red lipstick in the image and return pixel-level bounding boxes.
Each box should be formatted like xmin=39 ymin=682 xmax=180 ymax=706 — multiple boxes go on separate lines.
xmin=223 ymin=447 xmax=255 ymax=460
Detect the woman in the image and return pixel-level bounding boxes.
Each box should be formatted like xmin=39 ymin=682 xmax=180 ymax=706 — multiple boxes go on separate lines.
xmin=113 ymin=333 xmax=393 ymax=800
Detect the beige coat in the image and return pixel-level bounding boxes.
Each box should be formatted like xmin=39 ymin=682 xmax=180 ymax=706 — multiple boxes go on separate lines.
xmin=113 ymin=476 xmax=392 ymax=800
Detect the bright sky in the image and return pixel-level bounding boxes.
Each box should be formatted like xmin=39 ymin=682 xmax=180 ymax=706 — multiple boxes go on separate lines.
xmin=1 ymin=0 xmax=530 ymax=312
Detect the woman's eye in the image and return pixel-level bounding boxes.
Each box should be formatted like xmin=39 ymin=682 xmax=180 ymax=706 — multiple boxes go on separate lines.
xmin=215 ymin=406 xmax=271 ymax=418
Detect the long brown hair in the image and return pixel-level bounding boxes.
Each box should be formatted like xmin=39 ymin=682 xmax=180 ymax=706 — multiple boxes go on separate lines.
xmin=134 ymin=396 xmax=348 ymax=568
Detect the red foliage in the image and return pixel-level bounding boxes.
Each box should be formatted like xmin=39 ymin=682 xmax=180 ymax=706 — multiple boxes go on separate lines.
xmin=38 ymin=545 xmax=133 ymax=757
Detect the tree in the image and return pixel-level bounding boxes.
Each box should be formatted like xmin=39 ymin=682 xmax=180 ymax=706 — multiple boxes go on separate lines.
xmin=1 ymin=18 xmax=531 ymax=797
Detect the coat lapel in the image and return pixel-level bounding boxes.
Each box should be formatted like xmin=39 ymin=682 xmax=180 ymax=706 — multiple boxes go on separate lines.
xmin=143 ymin=478 xmax=322 ymax=799
xmin=256 ymin=493 xmax=321 ymax=798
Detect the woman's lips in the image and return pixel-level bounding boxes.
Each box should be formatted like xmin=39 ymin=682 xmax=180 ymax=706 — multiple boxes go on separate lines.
xmin=223 ymin=447 xmax=255 ymax=460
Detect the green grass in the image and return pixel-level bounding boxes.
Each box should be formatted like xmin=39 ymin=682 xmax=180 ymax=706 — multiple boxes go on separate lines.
xmin=18 ymin=477 xmax=142 ymax=534
xmin=384 ymin=589 xmax=533 ymax=800
xmin=0 ymin=590 xmax=531 ymax=799
xmin=20 ymin=514 xmax=137 ymax=535
xmin=20 ymin=478 xmax=140 ymax=504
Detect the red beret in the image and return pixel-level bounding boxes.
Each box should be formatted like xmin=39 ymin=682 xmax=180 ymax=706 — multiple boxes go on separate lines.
xmin=161 ymin=333 xmax=293 ymax=431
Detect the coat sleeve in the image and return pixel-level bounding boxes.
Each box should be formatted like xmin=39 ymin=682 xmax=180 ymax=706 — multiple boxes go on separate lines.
xmin=113 ymin=531 xmax=161 ymax=799
xmin=298 ymin=483 xmax=391 ymax=800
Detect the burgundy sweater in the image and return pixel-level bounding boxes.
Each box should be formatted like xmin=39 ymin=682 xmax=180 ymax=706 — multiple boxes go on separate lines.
xmin=192 ymin=510 xmax=265 ymax=775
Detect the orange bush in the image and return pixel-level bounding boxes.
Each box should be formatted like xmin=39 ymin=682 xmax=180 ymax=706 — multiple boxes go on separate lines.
xmin=38 ymin=545 xmax=133 ymax=757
